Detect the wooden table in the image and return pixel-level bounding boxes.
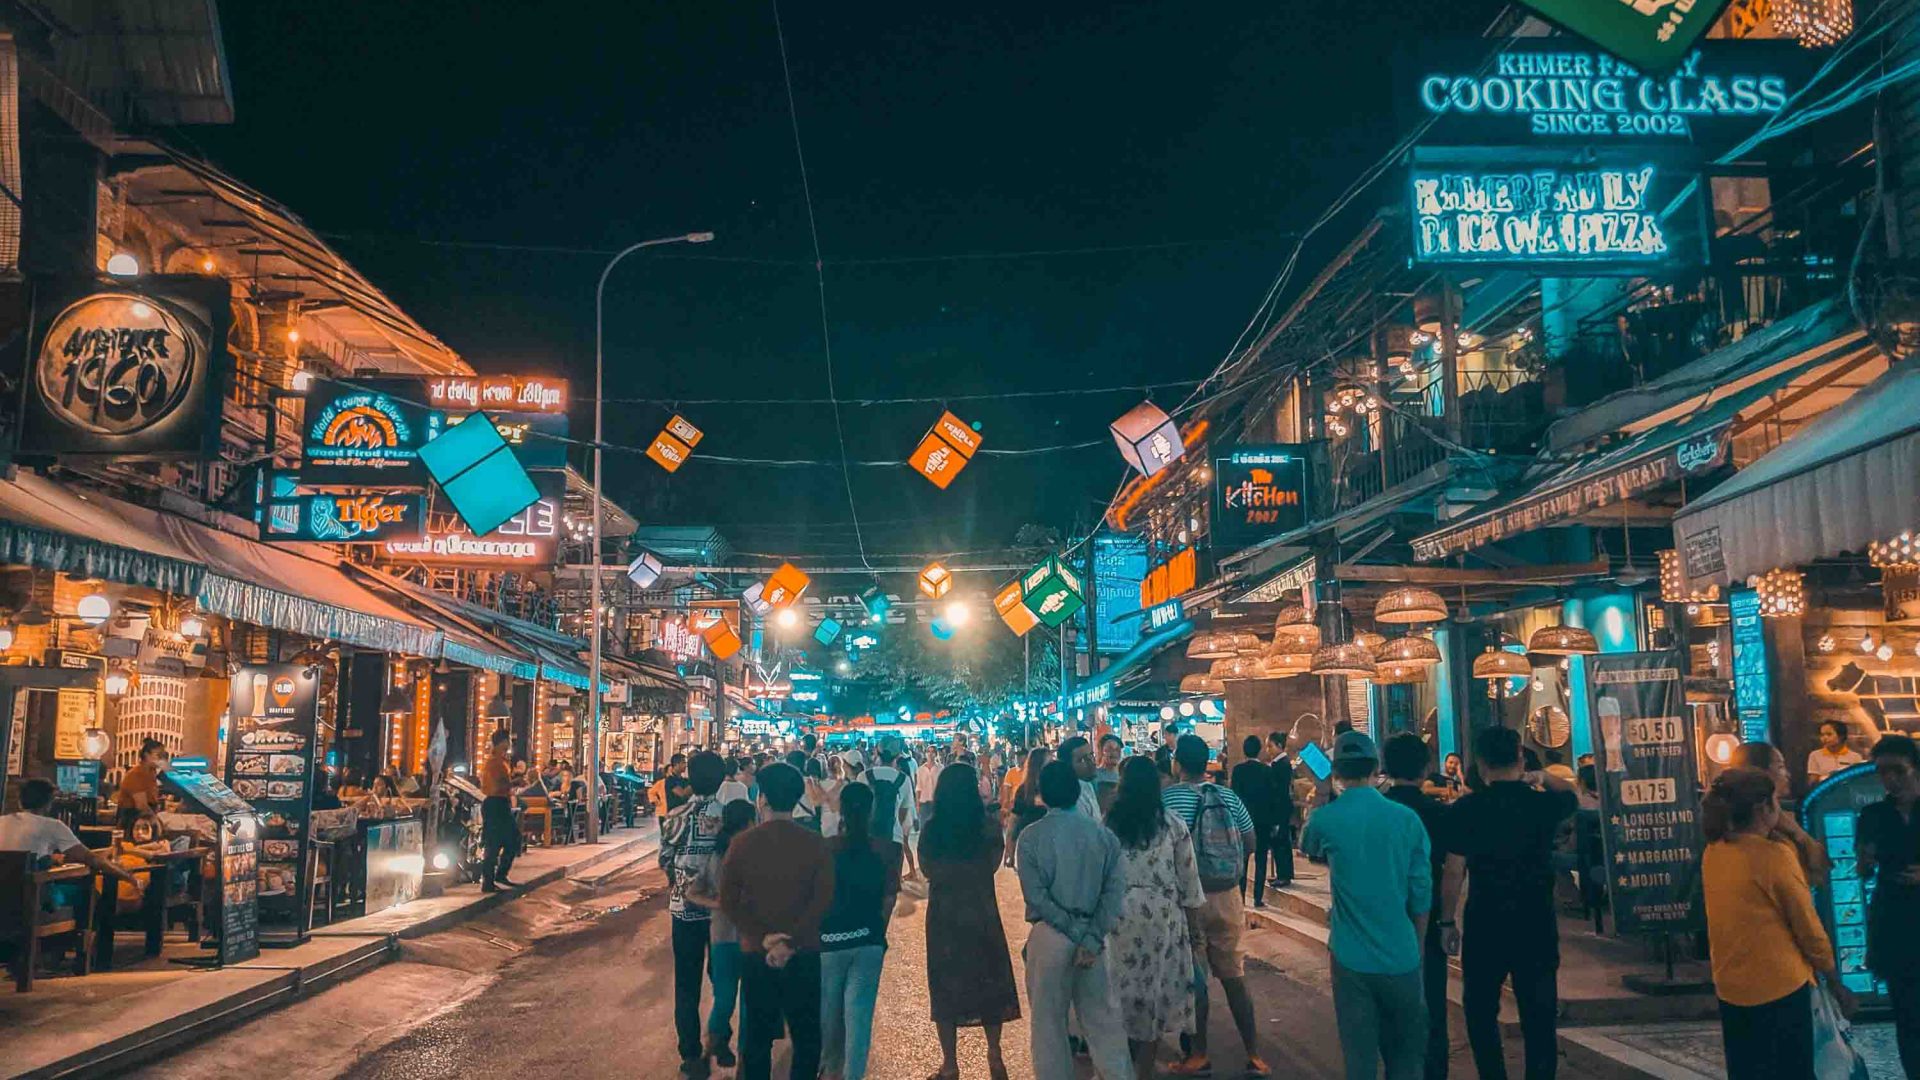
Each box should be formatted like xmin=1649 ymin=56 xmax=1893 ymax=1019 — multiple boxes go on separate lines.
xmin=90 ymin=847 xmax=209 ymax=970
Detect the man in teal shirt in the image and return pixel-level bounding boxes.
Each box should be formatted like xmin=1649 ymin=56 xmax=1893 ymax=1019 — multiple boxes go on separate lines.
xmin=1300 ymin=731 xmax=1433 ymax=1080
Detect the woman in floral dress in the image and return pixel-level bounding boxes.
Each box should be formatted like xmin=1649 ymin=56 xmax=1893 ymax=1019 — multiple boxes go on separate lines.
xmin=1104 ymin=755 xmax=1205 ymax=1079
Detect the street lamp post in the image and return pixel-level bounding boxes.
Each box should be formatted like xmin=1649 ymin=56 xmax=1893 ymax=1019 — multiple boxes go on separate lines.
xmin=588 ymin=230 xmax=713 ymax=844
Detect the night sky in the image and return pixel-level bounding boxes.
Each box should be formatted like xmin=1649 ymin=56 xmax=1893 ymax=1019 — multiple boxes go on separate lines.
xmin=190 ymin=0 xmax=1503 ymax=566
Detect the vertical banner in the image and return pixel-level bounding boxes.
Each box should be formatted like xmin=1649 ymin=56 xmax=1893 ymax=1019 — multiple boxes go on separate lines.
xmin=1587 ymin=650 xmax=1706 ymax=935
xmin=225 ymin=663 xmax=320 ymax=939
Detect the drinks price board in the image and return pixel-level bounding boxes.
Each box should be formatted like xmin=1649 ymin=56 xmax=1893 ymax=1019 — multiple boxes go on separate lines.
xmin=1587 ymin=651 xmax=1706 ymax=935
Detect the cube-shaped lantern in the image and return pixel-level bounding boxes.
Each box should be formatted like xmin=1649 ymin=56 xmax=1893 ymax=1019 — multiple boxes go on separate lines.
xmin=908 ymin=410 xmax=983 ymax=490
xmin=1020 ymin=556 xmax=1085 ymax=629
xmin=665 ymin=414 xmax=703 ymax=448
xmin=741 ymin=582 xmax=773 ymax=618
xmin=646 ymin=431 xmax=692 ymax=472
xmin=814 ymin=617 xmax=843 ymax=646
xmin=766 ymin=562 xmax=812 ymax=608
xmin=994 ymin=580 xmax=1040 ymax=637
xmin=919 ymin=561 xmax=953 ymax=599
xmin=1110 ymin=401 xmax=1184 ymax=478
xmin=701 ymin=618 xmax=742 ymax=660
xmin=625 ymin=548 xmax=664 ymax=589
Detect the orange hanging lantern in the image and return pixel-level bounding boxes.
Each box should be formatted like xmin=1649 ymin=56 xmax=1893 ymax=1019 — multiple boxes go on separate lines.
xmin=908 ymin=411 xmax=983 ymax=489
xmin=919 ymin=561 xmax=953 ymax=599
xmin=994 ymin=579 xmax=1039 ymax=636
xmin=701 ymin=618 xmax=742 ymax=660
xmin=645 ymin=414 xmax=704 ymax=473
xmin=764 ymin=562 xmax=812 ymax=608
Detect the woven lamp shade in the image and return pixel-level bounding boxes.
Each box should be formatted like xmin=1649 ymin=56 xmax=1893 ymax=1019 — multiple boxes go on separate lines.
xmin=1179 ymin=674 xmax=1227 ymax=695
xmin=1273 ymin=604 xmax=1313 ymax=629
xmin=1376 ymin=634 xmax=1441 ymax=666
xmin=1218 ymin=654 xmax=1267 ymax=681
xmin=1354 ymin=630 xmax=1387 ymax=655
xmin=1270 ymin=622 xmax=1321 ymax=654
xmin=1372 ymin=661 xmax=1428 ymax=685
xmin=1309 ymin=641 xmax=1377 ymax=677
xmin=1472 ymin=648 xmax=1533 ymax=680
xmin=1225 ymin=631 xmax=1264 ymax=655
xmin=1188 ymin=631 xmax=1239 ymax=660
xmin=1208 ymin=658 xmax=1237 ymax=678
xmin=1527 ymin=624 xmax=1598 ymax=657
xmin=1261 ymin=648 xmax=1311 ymax=677
xmin=1375 ymin=587 xmax=1449 ymax=625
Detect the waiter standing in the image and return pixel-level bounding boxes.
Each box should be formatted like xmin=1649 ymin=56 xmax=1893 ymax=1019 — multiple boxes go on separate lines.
xmin=480 ymin=728 xmax=520 ymax=892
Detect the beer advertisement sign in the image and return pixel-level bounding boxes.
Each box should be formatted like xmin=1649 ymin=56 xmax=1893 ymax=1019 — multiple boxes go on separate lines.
xmin=262 ymin=492 xmax=428 ymax=544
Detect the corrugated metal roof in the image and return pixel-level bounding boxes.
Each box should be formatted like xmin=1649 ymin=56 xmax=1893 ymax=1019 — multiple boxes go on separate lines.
xmin=29 ymin=0 xmax=233 ymax=125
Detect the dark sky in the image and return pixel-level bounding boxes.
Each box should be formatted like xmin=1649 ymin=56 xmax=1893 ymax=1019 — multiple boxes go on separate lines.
xmin=189 ymin=0 xmax=1502 ymax=565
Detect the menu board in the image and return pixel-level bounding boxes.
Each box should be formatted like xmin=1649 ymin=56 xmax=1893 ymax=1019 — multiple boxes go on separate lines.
xmin=53 ymin=688 xmax=94 ymax=759
xmin=161 ymin=770 xmax=260 ymax=965
xmin=225 ymin=664 xmax=320 ymax=938
xmin=1587 ymin=651 xmax=1707 ymax=935
xmin=1802 ymin=763 xmax=1888 ymax=1003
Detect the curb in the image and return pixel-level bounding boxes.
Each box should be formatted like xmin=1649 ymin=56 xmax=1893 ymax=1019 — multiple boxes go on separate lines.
xmin=13 ymin=830 xmax=657 ymax=1080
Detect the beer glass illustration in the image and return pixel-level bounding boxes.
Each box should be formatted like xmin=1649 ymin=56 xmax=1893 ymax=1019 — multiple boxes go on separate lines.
xmin=249 ymin=672 xmax=270 ymax=718
xmin=1598 ymin=693 xmax=1626 ymax=773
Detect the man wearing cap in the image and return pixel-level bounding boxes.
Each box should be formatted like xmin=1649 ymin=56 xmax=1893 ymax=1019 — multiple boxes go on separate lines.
xmin=1300 ymin=730 xmax=1433 ymax=1080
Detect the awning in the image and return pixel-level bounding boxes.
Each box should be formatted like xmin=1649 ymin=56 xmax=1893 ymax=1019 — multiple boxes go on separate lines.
xmin=1673 ymin=362 xmax=1920 ymax=586
xmin=1058 ymin=616 xmax=1194 ymax=713
xmin=347 ymin=566 xmax=539 ymax=678
xmin=1545 ymin=298 xmax=1870 ymax=454
xmin=0 ymin=473 xmax=438 ymax=656
xmin=1414 ymin=312 xmax=1884 ymax=563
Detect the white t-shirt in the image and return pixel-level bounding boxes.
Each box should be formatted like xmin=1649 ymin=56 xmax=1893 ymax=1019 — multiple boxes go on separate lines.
xmin=1807 ymin=746 xmax=1866 ymax=782
xmin=866 ymin=765 xmax=916 ymax=838
xmin=0 ymin=812 xmax=81 ymax=859
xmin=715 ymin=780 xmax=751 ymax=806
xmin=917 ymin=759 xmax=943 ymax=805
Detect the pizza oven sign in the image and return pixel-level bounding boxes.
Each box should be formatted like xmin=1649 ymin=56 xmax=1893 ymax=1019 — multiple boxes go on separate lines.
xmin=21 ymin=277 xmax=231 ymax=457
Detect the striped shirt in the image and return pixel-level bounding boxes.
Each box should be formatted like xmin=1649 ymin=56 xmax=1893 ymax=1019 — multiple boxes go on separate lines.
xmin=1160 ymin=782 xmax=1255 ymax=835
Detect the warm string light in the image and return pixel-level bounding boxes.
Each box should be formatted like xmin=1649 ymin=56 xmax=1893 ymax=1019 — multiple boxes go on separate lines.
xmin=1752 ymin=567 xmax=1806 ymax=618
xmin=1869 ymin=531 xmax=1920 ymax=569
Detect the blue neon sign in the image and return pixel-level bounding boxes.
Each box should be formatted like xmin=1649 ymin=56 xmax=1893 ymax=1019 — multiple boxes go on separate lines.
xmin=1729 ymin=589 xmax=1771 ymax=745
xmin=1412 ymin=165 xmax=1671 ymax=265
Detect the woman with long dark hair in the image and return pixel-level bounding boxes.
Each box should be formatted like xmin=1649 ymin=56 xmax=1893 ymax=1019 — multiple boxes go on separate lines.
xmin=1007 ymin=746 xmax=1051 ymax=866
xmin=681 ymin=797 xmax=758 ymax=1070
xmin=1104 ymin=756 xmax=1205 ymax=1078
xmin=820 ymin=782 xmax=901 ymax=1080
xmin=1730 ymin=741 xmax=1831 ymax=882
xmin=919 ymin=763 xmax=1019 ymax=1080
xmin=1701 ymin=767 xmax=1852 ymax=1079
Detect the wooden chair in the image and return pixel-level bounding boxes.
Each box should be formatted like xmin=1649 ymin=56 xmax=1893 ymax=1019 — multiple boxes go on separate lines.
xmin=308 ymin=839 xmax=338 ymax=927
xmin=0 ymin=854 xmax=95 ymax=992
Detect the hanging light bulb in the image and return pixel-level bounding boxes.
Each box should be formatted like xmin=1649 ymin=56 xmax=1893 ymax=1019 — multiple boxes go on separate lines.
xmin=0 ymin=623 xmax=13 ymax=651
xmin=103 ymin=664 xmax=133 ymax=697
xmin=76 ymin=592 xmax=111 ymax=626
xmin=178 ymin=611 xmax=206 ymax=638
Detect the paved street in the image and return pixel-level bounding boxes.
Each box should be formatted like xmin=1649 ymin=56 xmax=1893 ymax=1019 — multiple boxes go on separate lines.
xmin=134 ymin=854 xmax=1614 ymax=1079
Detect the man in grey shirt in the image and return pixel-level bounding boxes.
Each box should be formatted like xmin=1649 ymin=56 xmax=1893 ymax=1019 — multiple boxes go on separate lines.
xmin=1016 ymin=760 xmax=1132 ymax=1079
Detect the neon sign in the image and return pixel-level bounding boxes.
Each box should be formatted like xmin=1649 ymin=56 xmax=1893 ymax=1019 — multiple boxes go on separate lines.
xmin=1412 ymin=164 xmax=1677 ymax=267
xmin=302 ymin=379 xmax=442 ymax=483
xmin=1414 ymin=45 xmax=1792 ymax=141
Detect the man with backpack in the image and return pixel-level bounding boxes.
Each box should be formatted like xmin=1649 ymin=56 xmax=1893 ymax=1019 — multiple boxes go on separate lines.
xmin=1162 ymin=734 xmax=1269 ymax=1077
xmin=865 ymin=738 xmax=916 ymax=874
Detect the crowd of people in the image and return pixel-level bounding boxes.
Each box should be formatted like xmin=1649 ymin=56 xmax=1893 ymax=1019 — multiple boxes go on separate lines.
xmin=646 ymin=720 xmax=1920 ymax=1080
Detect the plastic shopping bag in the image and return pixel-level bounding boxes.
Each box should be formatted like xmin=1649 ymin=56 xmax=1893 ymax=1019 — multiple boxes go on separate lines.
xmin=1812 ymin=983 xmax=1870 ymax=1080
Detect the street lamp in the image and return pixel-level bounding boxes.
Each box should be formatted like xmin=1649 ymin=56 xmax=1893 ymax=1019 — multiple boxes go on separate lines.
xmin=589 ymin=230 xmax=713 ymax=844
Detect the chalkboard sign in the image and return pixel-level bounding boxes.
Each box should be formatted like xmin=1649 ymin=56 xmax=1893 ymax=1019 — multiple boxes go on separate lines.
xmin=226 ymin=664 xmax=321 ymax=939
xmin=161 ymin=770 xmax=260 ymax=965
xmin=1587 ymin=651 xmax=1707 ymax=935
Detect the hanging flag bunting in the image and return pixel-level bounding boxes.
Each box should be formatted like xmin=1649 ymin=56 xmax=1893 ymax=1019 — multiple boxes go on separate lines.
xmin=1020 ymin=556 xmax=1086 ymax=629
xmin=646 ymin=414 xmax=705 ymax=473
xmin=765 ymin=562 xmax=812 ymax=608
xmin=1110 ymin=401 xmax=1184 ymax=479
xmin=908 ymin=410 xmax=983 ymax=489
xmin=918 ymin=561 xmax=953 ymax=599
xmin=994 ymin=579 xmax=1040 ymax=637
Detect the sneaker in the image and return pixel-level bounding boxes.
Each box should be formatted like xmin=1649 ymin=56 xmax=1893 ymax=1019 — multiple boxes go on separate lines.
xmin=1167 ymin=1057 xmax=1213 ymax=1077
xmin=1245 ymin=1055 xmax=1273 ymax=1077
xmin=1252 ymin=899 xmax=1268 ymax=909
xmin=480 ymin=883 xmax=501 ymax=894
xmin=710 ymin=1037 xmax=736 ymax=1069
xmin=679 ymin=1058 xmax=710 ymax=1079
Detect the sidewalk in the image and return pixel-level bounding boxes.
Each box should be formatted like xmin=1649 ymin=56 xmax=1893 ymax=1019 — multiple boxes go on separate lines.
xmin=0 ymin=823 xmax=657 ymax=1080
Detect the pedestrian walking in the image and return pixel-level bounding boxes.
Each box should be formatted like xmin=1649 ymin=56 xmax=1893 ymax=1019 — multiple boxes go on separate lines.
xmin=1104 ymin=755 xmax=1206 ymax=1079
xmin=1302 ymin=732 xmax=1432 ymax=1080
xmin=919 ymin=761 xmax=1020 ymax=1079
xmin=819 ymin=782 xmax=902 ymax=1080
xmin=1701 ymin=766 xmax=1853 ymax=1079
xmin=1380 ymin=733 xmax=1453 ymax=1080
xmin=1229 ymin=735 xmax=1283 ymax=909
xmin=1162 ymin=734 xmax=1269 ymax=1076
xmin=1017 ymin=759 xmax=1134 ymax=1080
xmin=867 ymin=738 xmax=917 ymax=877
xmin=683 ymin=797 xmax=759 ymax=1071
xmin=1094 ymin=734 xmax=1124 ymax=813
xmin=1058 ymin=734 xmax=1102 ymax=818
xmin=660 ymin=750 xmax=728 ymax=1078
xmin=1859 ymin=734 xmax=1920 ymax=1075
xmin=719 ymin=763 xmax=835 ymax=1080
xmin=1439 ymin=726 xmax=1576 ymax=1080
xmin=478 ymin=729 xmax=521 ymax=892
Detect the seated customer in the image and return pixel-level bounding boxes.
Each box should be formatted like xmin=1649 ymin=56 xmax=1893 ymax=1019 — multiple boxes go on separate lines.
xmin=1 ymin=779 xmax=139 ymax=905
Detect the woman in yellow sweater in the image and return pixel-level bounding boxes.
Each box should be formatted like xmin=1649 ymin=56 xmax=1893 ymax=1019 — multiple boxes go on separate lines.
xmin=1701 ymin=767 xmax=1854 ymax=1079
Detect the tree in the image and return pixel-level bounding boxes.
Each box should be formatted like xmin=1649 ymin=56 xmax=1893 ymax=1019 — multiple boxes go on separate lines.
xmin=846 ymin=617 xmax=1058 ymax=713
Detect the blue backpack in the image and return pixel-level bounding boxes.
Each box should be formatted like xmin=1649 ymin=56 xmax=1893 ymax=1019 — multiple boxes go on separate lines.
xmin=1189 ymin=783 xmax=1245 ymax=892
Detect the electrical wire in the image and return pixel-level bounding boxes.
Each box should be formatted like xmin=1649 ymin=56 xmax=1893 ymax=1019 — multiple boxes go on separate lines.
xmin=771 ymin=0 xmax=869 ymax=567
xmin=315 ymin=231 xmax=1224 ymax=266
xmin=601 ymin=379 xmax=1198 ymax=407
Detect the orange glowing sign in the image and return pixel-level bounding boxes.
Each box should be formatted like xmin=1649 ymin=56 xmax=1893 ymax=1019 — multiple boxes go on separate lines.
xmin=994 ymin=580 xmax=1040 ymax=636
xmin=647 ymin=431 xmax=693 ymax=472
xmin=1140 ymin=547 xmax=1198 ymax=607
xmin=665 ymin=415 xmax=704 ymax=448
xmin=702 ymin=619 xmax=742 ymax=660
xmin=765 ymin=562 xmax=812 ymax=608
xmin=909 ymin=411 xmax=983 ymax=490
